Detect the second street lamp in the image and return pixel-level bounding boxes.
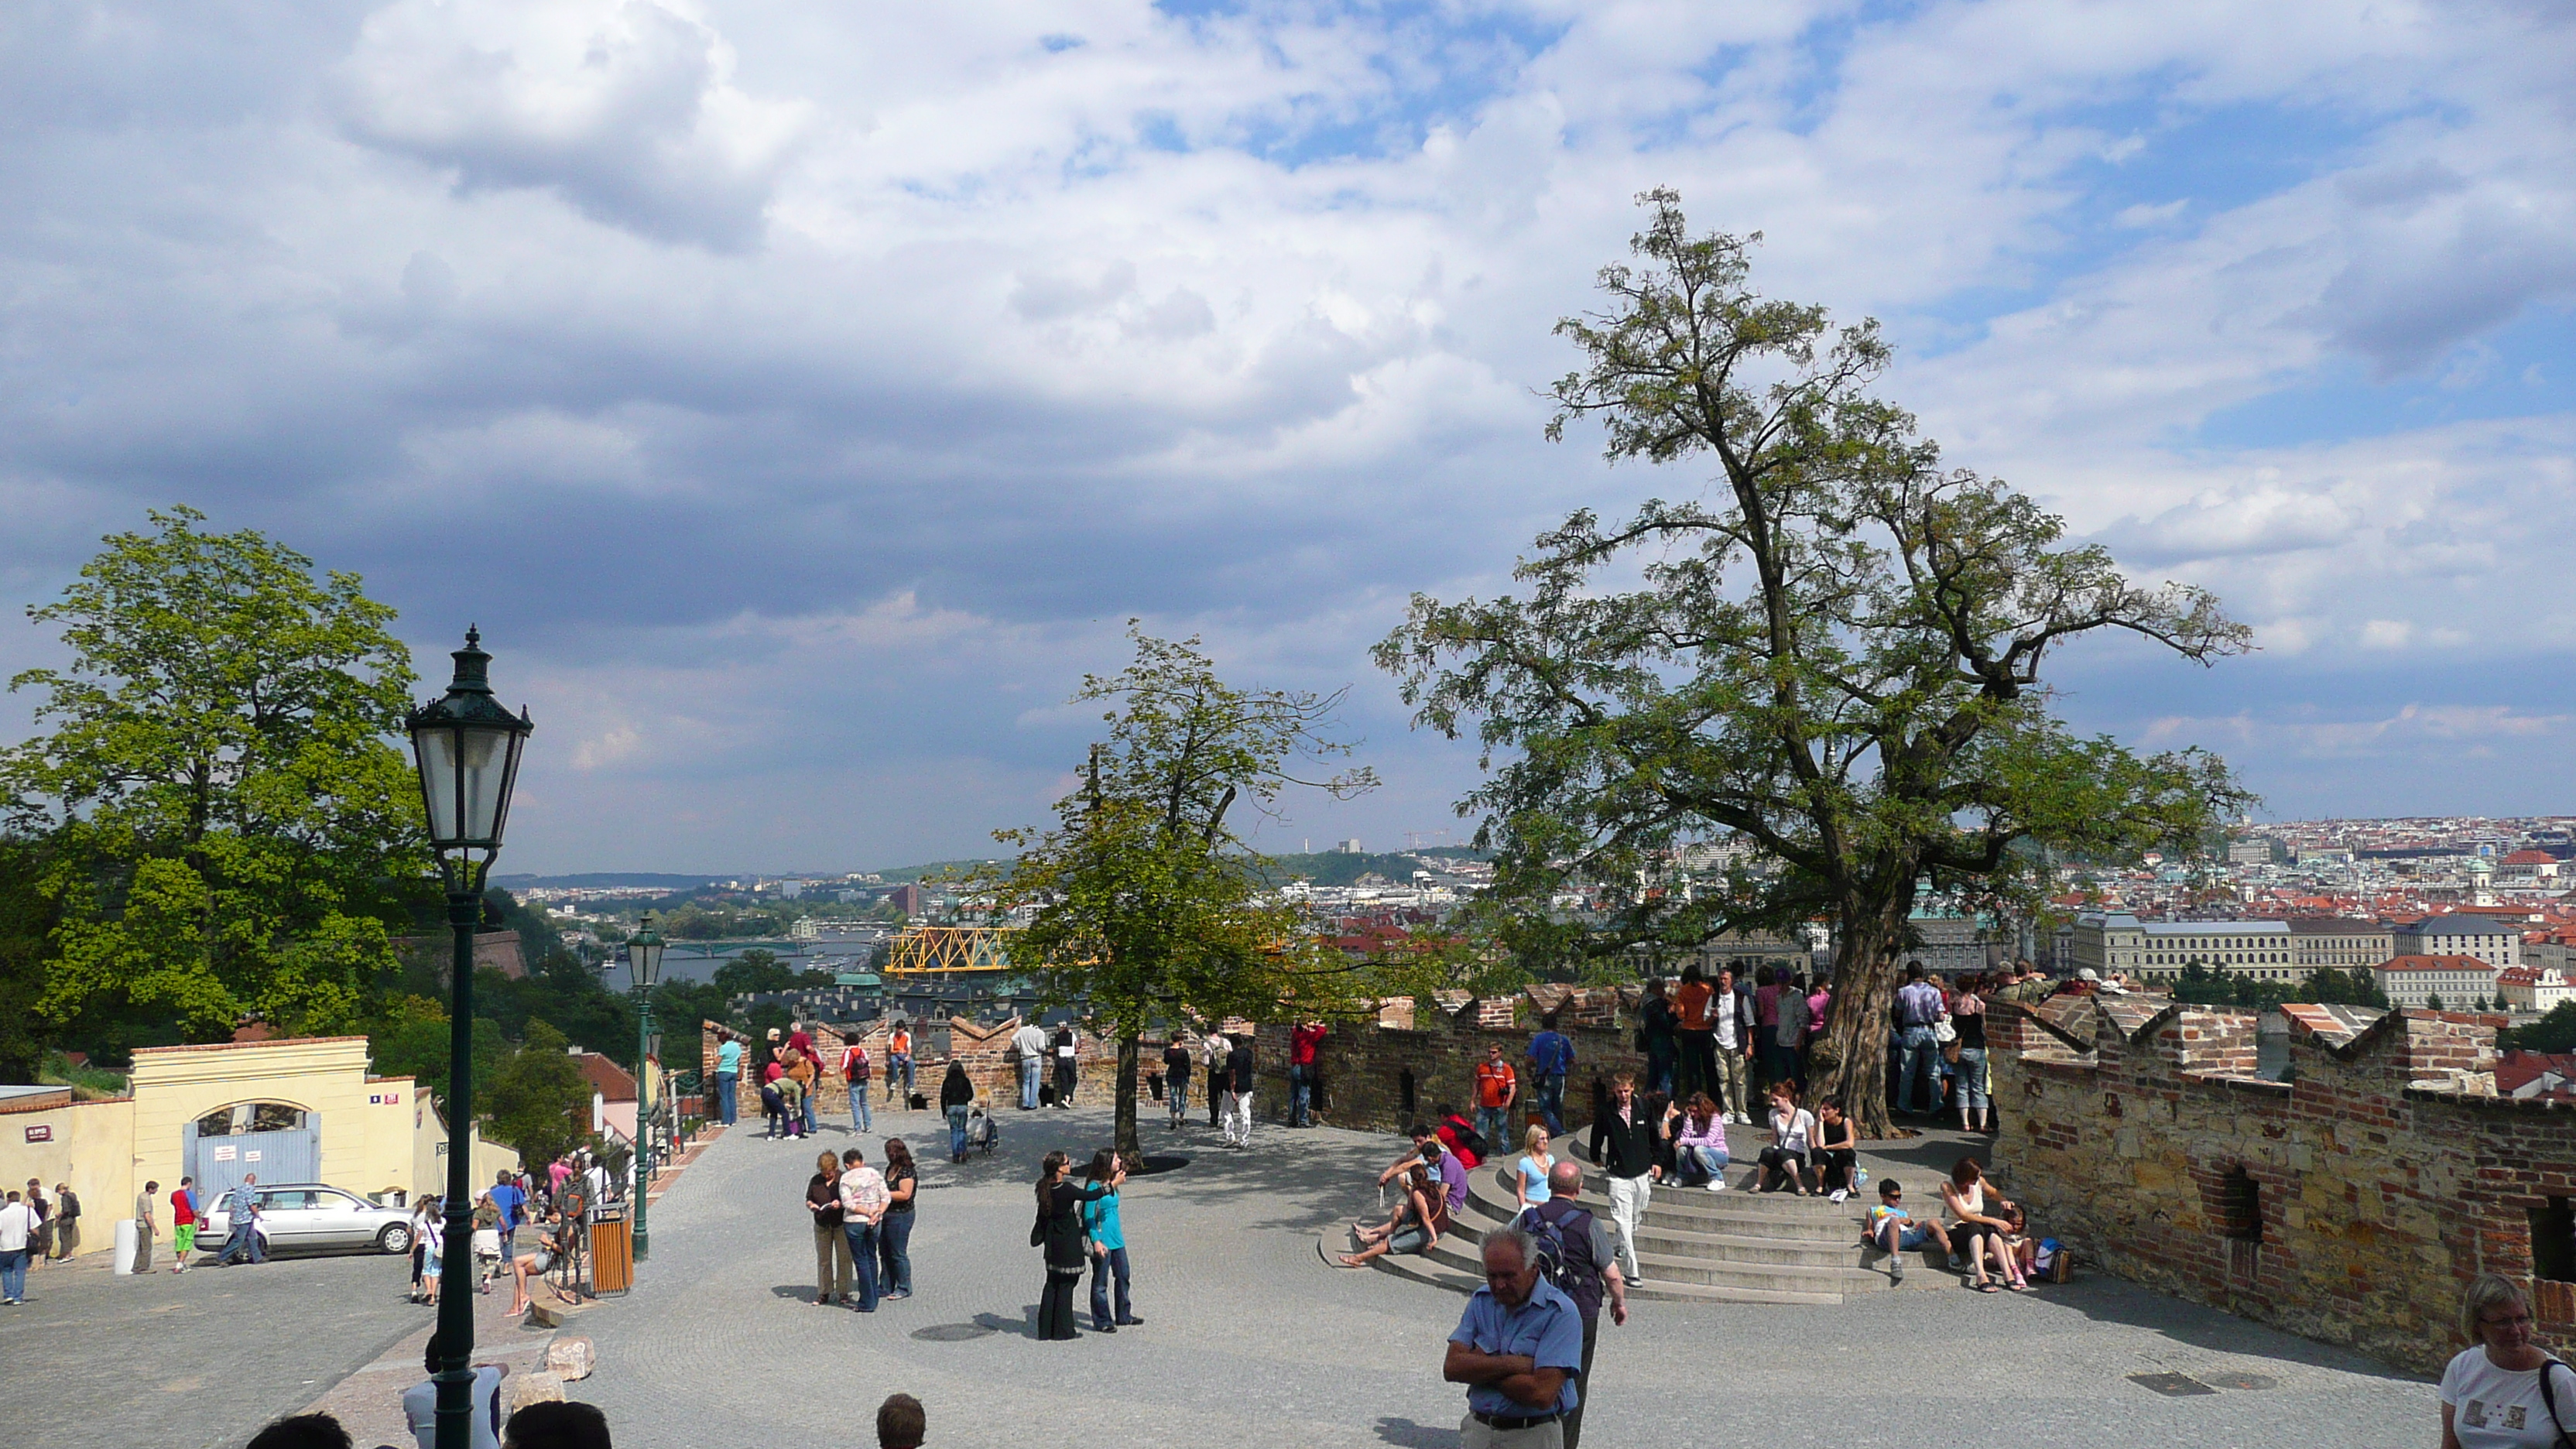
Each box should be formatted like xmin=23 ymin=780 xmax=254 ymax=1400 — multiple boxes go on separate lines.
xmin=406 ymin=628 xmax=533 ymax=1449
xmin=626 ymin=910 xmax=666 ymax=1262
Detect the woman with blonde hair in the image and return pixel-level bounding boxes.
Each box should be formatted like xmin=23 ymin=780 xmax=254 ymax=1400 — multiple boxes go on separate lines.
xmin=1514 ymin=1123 xmax=1557 ymax=1211
xmin=2442 ymin=1273 xmax=2574 ymax=1447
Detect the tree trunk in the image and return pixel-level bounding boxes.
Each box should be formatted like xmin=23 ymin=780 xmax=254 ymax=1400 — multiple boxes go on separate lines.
xmin=1114 ymin=1032 xmax=1142 ymax=1169
xmin=1811 ymin=893 xmax=1911 ymax=1139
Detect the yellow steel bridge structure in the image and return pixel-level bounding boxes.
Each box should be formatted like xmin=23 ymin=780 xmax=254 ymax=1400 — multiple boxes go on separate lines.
xmin=885 ymin=924 xmax=1021 ymax=976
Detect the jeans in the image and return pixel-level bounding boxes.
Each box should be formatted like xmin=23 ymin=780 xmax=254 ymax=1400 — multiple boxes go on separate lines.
xmin=1646 ymin=1042 xmax=1675 ymax=1097
xmin=1897 ymin=1026 xmax=1941 ymax=1114
xmin=841 ymin=1221 xmax=882 ymax=1310
xmin=1088 ymin=1245 xmax=1131 ymax=1328
xmin=1679 ymin=1144 xmax=1728 ymax=1184
xmin=1533 ymin=1074 xmax=1567 ymax=1136
xmin=1956 ymin=1047 xmax=1989 ymax=1117
xmin=947 ymin=1105 xmax=971 ymax=1159
xmin=879 ymin=1211 xmax=913 ymax=1295
xmin=1288 ymin=1064 xmax=1313 ymax=1127
xmin=1564 ymin=1313 xmax=1599 ymax=1449
xmin=714 ymin=1072 xmax=738 ymax=1125
xmin=1019 ymin=1057 xmax=1043 ymax=1110
xmin=1762 ymin=1040 xmax=1800 ymax=1094
xmin=888 ymin=1055 xmax=913 ymax=1101
xmin=1167 ymin=1077 xmax=1190 ymax=1127
xmin=217 ymin=1226 xmax=264 ymax=1266
xmin=0 ymin=1247 xmax=26 ymax=1300
xmin=802 ymin=1091 xmax=818 ymax=1135
xmin=1604 ymin=1174 xmax=1649 ymax=1279
xmin=851 ymin=1081 xmax=873 ymax=1132
xmin=1474 ymin=1106 xmax=1509 ymax=1155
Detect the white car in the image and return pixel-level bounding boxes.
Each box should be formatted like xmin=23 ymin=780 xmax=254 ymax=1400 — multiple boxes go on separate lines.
xmin=198 ymin=1184 xmax=417 ymax=1256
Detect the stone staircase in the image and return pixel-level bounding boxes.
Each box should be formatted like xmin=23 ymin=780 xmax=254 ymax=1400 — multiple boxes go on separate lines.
xmin=1348 ymin=1160 xmax=1900 ymax=1306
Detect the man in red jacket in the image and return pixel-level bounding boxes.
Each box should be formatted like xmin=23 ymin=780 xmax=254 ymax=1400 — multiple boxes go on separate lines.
xmin=1288 ymin=1019 xmax=1327 ymax=1128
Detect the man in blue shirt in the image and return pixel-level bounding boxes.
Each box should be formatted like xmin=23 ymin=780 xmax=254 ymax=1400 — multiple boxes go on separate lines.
xmin=1524 ymin=1026 xmax=1574 ymax=1136
xmin=1444 ymin=1228 xmax=1585 ymax=1447
xmin=486 ymin=1170 xmax=526 ymax=1258
xmin=714 ymin=1031 xmax=744 ymax=1125
xmin=1893 ymin=961 xmax=1946 ymax=1115
xmin=215 ymin=1174 xmax=265 ymax=1266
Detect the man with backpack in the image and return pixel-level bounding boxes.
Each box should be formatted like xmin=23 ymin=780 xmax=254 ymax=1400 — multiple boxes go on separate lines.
xmin=1517 ymin=1161 xmax=1627 ymax=1449
xmin=1525 ymin=1023 xmax=1574 ymax=1136
xmin=843 ymin=1036 xmax=873 ymax=1132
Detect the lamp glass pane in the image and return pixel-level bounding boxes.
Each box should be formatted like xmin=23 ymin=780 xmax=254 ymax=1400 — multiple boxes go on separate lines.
xmin=457 ymin=724 xmax=511 ymax=841
xmin=629 ymin=937 xmax=663 ymax=990
xmin=416 ymin=725 xmax=464 ymax=843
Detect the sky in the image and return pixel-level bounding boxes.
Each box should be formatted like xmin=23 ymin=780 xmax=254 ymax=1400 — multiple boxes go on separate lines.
xmin=2 ymin=0 xmax=2571 ymax=875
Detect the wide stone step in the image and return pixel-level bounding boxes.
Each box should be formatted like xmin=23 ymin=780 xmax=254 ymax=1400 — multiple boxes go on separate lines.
xmin=1418 ymin=1232 xmax=1850 ymax=1306
xmin=1464 ymin=1164 xmax=1866 ymax=1246
xmin=1629 ymin=1222 xmax=1872 ymax=1269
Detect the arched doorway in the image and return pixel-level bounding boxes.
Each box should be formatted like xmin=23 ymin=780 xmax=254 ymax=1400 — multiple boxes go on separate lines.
xmin=183 ymin=1101 xmax=320 ymax=1204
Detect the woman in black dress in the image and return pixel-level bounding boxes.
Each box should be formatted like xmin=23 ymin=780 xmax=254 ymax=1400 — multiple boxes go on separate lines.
xmin=1033 ymin=1149 xmax=1109 ymax=1340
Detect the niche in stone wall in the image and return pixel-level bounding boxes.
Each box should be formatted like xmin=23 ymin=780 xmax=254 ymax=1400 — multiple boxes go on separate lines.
xmin=2531 ymin=1197 xmax=2576 ymax=1285
xmin=1399 ymin=1068 xmax=1416 ymax=1119
xmin=2217 ymin=1164 xmax=2263 ymax=1283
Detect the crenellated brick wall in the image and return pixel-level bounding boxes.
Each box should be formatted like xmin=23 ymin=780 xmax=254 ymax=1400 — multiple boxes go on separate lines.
xmin=1990 ymin=994 xmax=2566 ymax=1375
xmin=1250 ymin=987 xmax=1648 ymax=1139
xmin=697 ymin=1016 xmax=1166 ymax=1124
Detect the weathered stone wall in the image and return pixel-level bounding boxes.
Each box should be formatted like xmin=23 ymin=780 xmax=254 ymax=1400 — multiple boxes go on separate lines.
xmin=1990 ymin=994 xmax=2571 ymax=1375
xmin=1251 ymin=987 xmax=1646 ymax=1140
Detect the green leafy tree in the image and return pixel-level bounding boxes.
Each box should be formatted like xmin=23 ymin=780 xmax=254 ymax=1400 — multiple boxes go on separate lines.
xmin=713 ymin=949 xmax=799 ymax=995
xmin=2505 ymin=1002 xmax=2576 ymax=1053
xmin=2 ymin=508 xmax=423 ymax=1042
xmin=2425 ymin=993 xmax=2446 ymax=1012
xmin=1375 ymin=192 xmax=2250 ymax=1135
xmin=0 ymin=834 xmax=61 ymax=1081
xmin=481 ymin=1019 xmax=594 ymax=1167
xmin=2296 ymin=968 xmax=2388 ymax=1009
xmin=978 ymin=629 xmax=1377 ymax=1163
xmin=368 ymin=995 xmax=509 ymax=1108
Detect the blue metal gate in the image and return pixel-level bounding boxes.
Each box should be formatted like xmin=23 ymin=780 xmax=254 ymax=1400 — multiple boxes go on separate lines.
xmin=185 ymin=1118 xmax=322 ymax=1203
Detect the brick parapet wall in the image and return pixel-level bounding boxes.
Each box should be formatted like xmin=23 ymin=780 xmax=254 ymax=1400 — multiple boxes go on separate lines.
xmin=1249 ymin=988 xmax=1648 ymax=1139
xmin=1990 ymin=996 xmax=2571 ymax=1375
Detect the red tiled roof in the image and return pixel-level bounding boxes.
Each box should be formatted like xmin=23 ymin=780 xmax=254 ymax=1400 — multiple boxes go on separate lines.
xmin=573 ymin=1052 xmax=637 ymax=1102
xmin=2375 ymin=954 xmax=2497 ymax=975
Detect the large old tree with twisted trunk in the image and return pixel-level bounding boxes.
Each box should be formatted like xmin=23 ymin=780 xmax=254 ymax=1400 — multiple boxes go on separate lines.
xmin=1374 ymin=190 xmax=2251 ymax=1137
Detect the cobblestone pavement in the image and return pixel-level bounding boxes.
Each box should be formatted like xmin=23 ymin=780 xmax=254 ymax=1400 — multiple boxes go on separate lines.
xmin=575 ymin=1103 xmax=2435 ymax=1448
xmin=0 ymin=1242 xmax=437 ymax=1448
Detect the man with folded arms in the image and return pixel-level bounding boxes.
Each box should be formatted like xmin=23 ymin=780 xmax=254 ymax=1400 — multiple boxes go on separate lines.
xmin=1442 ymin=1228 xmax=1584 ymax=1448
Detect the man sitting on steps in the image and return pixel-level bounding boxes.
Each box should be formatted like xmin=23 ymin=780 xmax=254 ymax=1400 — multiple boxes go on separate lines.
xmin=1341 ymin=1124 xmax=1466 ymax=1268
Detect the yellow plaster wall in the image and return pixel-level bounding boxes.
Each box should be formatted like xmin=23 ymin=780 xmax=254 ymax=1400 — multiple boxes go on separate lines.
xmin=0 ymin=1098 xmax=137 ymax=1260
xmin=127 ymin=1036 xmax=420 ymax=1204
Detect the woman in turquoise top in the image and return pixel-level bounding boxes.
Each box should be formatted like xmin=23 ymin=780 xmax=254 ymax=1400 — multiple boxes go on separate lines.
xmin=1080 ymin=1150 xmax=1141 ymax=1333
xmin=1515 ymin=1123 xmax=1556 ymax=1211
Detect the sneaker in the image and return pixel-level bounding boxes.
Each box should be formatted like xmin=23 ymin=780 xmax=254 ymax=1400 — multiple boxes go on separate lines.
xmin=1889 ymin=1255 xmax=1906 ymax=1286
xmin=1947 ymin=1254 xmax=1968 ymax=1272
xmin=1705 ymin=1180 xmax=1726 ymax=1193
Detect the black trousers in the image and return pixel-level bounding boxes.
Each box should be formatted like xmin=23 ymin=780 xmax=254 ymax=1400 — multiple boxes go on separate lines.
xmin=1563 ymin=1313 xmax=1599 ymax=1449
xmin=1815 ymin=1147 xmax=1857 ymax=1191
xmin=1674 ymin=1029 xmax=1716 ymax=1101
xmin=1039 ymin=1267 xmax=1083 ymax=1340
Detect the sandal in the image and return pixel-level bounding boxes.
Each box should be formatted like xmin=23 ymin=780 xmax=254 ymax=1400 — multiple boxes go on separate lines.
xmin=2007 ymin=1281 xmax=2030 ymax=1292
xmin=1975 ymin=1281 xmax=2000 ymax=1293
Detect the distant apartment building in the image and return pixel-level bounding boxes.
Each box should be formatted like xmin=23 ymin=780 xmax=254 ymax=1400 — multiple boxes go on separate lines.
xmin=2069 ymin=913 xmax=2299 ymax=984
xmin=2289 ymin=916 xmax=2396 ymax=971
xmin=2396 ymin=914 xmax=2523 ymax=970
xmin=2495 ymin=967 xmax=2576 ymax=1014
xmin=2227 ymin=838 xmax=2274 ymax=865
xmin=2372 ymin=954 xmax=2499 ymax=1009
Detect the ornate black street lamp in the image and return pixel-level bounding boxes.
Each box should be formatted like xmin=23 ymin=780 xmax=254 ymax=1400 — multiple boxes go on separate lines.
xmin=406 ymin=628 xmax=533 ymax=1449
xmin=625 ymin=910 xmax=666 ymax=1260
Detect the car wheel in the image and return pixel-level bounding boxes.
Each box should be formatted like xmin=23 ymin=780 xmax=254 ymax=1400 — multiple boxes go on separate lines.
xmin=378 ymin=1223 xmax=413 ymax=1255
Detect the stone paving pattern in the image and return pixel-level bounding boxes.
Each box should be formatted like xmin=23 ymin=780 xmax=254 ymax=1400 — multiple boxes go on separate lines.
xmin=574 ymin=1101 xmax=2438 ymax=1448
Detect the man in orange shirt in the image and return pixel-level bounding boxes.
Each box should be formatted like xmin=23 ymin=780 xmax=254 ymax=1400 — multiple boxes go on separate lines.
xmin=1472 ymin=1042 xmax=1518 ymax=1152
xmin=1672 ymin=964 xmax=1717 ymax=1102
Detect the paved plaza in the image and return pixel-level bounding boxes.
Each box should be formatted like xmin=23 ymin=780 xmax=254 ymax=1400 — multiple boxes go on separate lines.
xmin=573 ymin=1102 xmax=2435 ymax=1448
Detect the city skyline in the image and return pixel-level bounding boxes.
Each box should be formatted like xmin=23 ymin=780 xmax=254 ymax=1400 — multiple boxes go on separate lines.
xmin=2 ymin=2 xmax=2571 ymax=873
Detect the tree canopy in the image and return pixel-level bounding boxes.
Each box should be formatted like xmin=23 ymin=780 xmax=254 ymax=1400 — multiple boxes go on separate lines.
xmin=979 ymin=627 xmax=1376 ymax=1161
xmin=1375 ymin=191 xmax=2251 ymax=1134
xmin=2 ymin=507 xmax=425 ymax=1042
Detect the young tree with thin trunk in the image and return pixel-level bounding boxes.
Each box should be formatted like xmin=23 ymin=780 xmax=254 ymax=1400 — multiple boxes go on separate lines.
xmin=980 ymin=629 xmax=1376 ymax=1164
xmin=1375 ymin=190 xmax=2251 ymax=1137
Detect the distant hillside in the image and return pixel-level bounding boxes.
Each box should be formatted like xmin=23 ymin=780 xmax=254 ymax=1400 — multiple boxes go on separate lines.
xmin=1252 ymin=849 xmax=1485 ymax=888
xmin=492 ymin=872 xmax=724 ymax=890
xmin=872 ymin=859 xmax=1008 ymax=883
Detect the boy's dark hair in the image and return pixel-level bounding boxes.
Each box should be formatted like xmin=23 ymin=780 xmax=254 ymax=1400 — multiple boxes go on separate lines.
xmin=245 ymin=1415 xmax=353 ymax=1449
xmin=1409 ymin=1122 xmax=1435 ymax=1139
xmin=878 ymin=1392 xmax=927 ymax=1448
xmin=842 ymin=1147 xmax=865 ymax=1166
xmin=504 ymin=1400 xmax=611 ymax=1449
xmin=1878 ymin=1178 xmax=1903 ymax=1199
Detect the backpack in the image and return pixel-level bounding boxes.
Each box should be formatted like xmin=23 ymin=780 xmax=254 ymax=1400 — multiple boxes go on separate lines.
xmin=1516 ymin=1204 xmax=1593 ymax=1300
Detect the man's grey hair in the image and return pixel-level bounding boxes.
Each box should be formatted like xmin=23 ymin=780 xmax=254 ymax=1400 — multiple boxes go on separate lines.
xmin=1547 ymin=1160 xmax=1582 ymax=1195
xmin=1482 ymin=1227 xmax=1536 ymax=1269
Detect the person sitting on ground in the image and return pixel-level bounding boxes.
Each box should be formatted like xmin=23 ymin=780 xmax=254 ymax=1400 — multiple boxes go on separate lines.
xmin=1939 ymin=1158 xmax=2025 ymax=1292
xmin=878 ymin=1393 xmax=927 ymax=1449
xmin=1343 ymin=1126 xmax=1461 ymax=1267
xmin=502 ymin=1399 xmax=611 ymax=1449
xmin=1864 ymin=1178 xmax=1955 ymax=1286
xmin=247 ymin=1414 xmax=353 ymax=1449
xmin=1812 ymin=1098 xmax=1858 ymax=1203
xmin=1757 ymin=1083 xmax=1817 ymax=1195
xmin=1673 ymin=1092 xmax=1729 ymax=1191
xmin=402 ymin=1332 xmax=509 ymax=1449
xmin=1996 ymin=1201 xmax=2038 ymax=1283
xmin=1514 ymin=1124 xmax=1557 ymax=1212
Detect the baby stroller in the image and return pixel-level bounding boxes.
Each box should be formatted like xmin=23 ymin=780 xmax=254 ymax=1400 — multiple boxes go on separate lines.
xmin=966 ymin=1103 xmax=1001 ymax=1156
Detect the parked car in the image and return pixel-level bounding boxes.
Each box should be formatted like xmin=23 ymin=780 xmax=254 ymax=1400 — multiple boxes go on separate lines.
xmin=198 ymin=1184 xmax=416 ymax=1256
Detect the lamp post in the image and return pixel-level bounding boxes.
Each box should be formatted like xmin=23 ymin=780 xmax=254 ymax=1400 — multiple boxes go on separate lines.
xmin=625 ymin=911 xmax=666 ymax=1261
xmin=406 ymin=629 xmax=533 ymax=1449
